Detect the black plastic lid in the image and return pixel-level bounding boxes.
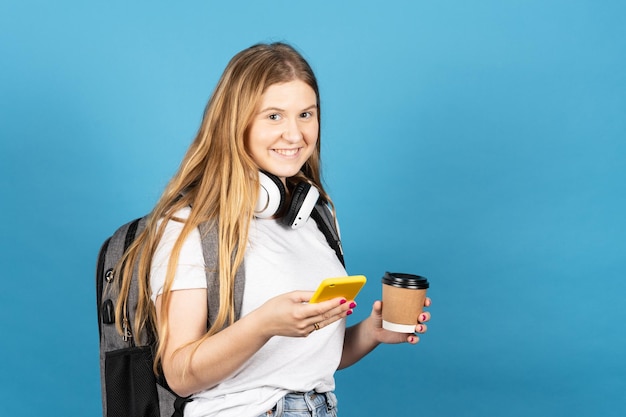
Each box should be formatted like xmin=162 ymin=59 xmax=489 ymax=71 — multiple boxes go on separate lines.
xmin=381 ymin=272 xmax=429 ymax=289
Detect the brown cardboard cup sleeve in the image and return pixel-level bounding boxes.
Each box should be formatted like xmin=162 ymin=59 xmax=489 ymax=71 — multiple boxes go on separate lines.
xmin=381 ymin=272 xmax=429 ymax=333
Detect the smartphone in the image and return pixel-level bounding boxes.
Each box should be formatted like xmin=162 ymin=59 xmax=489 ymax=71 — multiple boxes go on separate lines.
xmin=309 ymin=275 xmax=367 ymax=303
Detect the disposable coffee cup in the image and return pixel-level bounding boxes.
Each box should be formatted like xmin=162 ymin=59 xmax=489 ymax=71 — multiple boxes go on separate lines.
xmin=381 ymin=272 xmax=429 ymax=333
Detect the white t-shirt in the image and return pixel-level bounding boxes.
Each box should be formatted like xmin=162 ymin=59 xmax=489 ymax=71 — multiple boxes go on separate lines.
xmin=150 ymin=208 xmax=347 ymax=417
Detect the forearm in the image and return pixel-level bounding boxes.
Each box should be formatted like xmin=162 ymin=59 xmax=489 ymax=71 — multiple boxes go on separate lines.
xmin=338 ymin=316 xmax=380 ymax=369
xmin=164 ymin=313 xmax=271 ymax=397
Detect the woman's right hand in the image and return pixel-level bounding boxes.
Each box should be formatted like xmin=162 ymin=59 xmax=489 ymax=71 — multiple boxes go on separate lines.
xmin=253 ymin=291 xmax=355 ymax=338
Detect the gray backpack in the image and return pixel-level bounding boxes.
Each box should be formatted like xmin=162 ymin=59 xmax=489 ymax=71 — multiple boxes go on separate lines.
xmin=96 ymin=202 xmax=344 ymax=417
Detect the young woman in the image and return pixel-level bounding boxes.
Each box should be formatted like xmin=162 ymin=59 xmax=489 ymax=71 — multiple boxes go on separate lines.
xmin=116 ymin=42 xmax=431 ymax=417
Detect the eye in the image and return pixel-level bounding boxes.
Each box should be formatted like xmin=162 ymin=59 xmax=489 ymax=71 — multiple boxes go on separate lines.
xmin=268 ymin=113 xmax=281 ymax=121
xmin=300 ymin=111 xmax=313 ymax=119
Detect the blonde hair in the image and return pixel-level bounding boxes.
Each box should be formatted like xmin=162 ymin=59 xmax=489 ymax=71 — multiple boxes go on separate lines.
xmin=114 ymin=42 xmax=330 ymax=374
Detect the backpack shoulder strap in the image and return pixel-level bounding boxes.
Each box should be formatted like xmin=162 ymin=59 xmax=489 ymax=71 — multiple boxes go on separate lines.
xmin=311 ymin=201 xmax=345 ymax=267
xmin=197 ymin=221 xmax=246 ymax=329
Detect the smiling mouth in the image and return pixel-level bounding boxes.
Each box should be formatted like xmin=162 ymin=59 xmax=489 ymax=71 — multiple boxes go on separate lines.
xmin=273 ymin=148 xmax=300 ymax=156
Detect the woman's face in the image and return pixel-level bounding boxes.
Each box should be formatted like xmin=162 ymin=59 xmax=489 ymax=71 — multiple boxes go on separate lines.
xmin=246 ymin=80 xmax=319 ymax=184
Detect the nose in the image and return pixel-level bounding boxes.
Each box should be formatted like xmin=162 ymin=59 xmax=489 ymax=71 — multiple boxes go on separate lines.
xmin=282 ymin=118 xmax=303 ymax=142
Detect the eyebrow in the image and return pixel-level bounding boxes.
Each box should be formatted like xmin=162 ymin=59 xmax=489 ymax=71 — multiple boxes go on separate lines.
xmin=257 ymin=104 xmax=317 ymax=114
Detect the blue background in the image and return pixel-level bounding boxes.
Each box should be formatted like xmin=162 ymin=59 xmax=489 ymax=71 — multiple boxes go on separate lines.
xmin=1 ymin=1 xmax=625 ymax=416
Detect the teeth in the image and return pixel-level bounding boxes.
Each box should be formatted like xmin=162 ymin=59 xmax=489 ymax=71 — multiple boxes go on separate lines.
xmin=274 ymin=149 xmax=298 ymax=156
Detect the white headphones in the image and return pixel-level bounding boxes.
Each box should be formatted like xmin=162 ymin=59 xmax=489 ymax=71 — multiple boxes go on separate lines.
xmin=254 ymin=171 xmax=320 ymax=229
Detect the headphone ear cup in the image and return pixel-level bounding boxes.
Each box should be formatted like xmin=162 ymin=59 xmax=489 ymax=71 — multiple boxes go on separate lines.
xmin=255 ymin=171 xmax=286 ymax=218
xmin=282 ymin=182 xmax=320 ymax=229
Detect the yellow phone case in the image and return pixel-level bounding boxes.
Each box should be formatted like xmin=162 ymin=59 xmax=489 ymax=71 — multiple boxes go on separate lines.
xmin=309 ymin=275 xmax=367 ymax=303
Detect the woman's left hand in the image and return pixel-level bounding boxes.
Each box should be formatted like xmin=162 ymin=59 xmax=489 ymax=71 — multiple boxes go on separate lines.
xmin=338 ymin=297 xmax=432 ymax=369
xmin=369 ymin=297 xmax=432 ymax=344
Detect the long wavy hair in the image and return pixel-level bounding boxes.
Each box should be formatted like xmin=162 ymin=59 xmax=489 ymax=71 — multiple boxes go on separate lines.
xmin=114 ymin=42 xmax=330 ymax=373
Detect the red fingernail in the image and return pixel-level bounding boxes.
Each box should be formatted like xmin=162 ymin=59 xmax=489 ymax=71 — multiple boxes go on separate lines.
xmin=349 ymin=302 xmax=356 ymax=309
xmin=409 ymin=336 xmax=416 ymax=343
xmin=347 ymin=310 xmax=353 ymax=316
xmin=340 ymin=299 xmax=347 ymax=305
xmin=420 ymin=314 xmax=427 ymax=322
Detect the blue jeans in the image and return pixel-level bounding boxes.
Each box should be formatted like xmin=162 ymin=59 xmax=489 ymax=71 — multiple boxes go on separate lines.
xmin=258 ymin=391 xmax=338 ymax=417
